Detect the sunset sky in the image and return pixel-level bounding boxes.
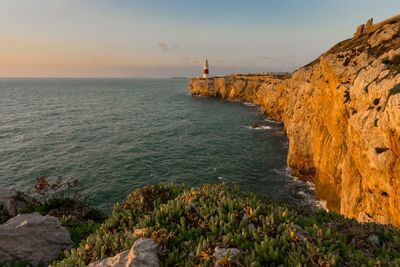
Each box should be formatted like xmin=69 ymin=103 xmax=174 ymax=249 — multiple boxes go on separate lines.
xmin=0 ymin=0 xmax=399 ymax=78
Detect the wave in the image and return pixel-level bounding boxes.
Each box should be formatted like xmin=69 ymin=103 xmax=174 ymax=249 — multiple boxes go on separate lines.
xmin=274 ymin=167 xmax=329 ymax=211
xmin=265 ymin=118 xmax=281 ymax=123
xmin=247 ymin=125 xmax=272 ymax=130
xmin=243 ymin=101 xmax=256 ymax=107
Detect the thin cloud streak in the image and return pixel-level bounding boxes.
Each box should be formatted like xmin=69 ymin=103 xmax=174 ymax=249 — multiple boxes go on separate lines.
xmin=157 ymin=42 xmax=169 ymax=53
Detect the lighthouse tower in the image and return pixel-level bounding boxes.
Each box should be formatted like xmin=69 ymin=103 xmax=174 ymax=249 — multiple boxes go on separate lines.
xmin=203 ymin=59 xmax=209 ymax=79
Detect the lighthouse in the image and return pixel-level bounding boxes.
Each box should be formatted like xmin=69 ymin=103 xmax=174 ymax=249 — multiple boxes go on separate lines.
xmin=203 ymin=59 xmax=209 ymax=79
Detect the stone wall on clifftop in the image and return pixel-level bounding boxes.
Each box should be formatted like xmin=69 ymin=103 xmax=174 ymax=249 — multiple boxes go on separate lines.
xmin=188 ymin=15 xmax=400 ymax=226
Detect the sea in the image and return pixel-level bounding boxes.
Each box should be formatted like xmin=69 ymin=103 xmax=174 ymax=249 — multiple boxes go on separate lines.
xmin=0 ymin=78 xmax=319 ymax=211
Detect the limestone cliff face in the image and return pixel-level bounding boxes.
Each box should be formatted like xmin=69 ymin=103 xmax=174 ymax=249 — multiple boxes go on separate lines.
xmin=188 ymin=15 xmax=400 ymax=226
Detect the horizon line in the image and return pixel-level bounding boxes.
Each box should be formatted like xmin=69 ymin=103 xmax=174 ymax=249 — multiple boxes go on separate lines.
xmin=0 ymin=76 xmax=192 ymax=79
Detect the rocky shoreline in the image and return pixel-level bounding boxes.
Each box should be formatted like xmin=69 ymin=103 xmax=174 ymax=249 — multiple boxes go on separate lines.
xmin=188 ymin=15 xmax=400 ymax=226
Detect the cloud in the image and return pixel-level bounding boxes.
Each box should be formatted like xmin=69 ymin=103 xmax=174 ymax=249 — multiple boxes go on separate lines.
xmin=157 ymin=42 xmax=169 ymax=53
xmin=157 ymin=42 xmax=180 ymax=53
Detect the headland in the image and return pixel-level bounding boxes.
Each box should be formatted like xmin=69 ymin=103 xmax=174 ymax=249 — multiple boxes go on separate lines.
xmin=189 ymin=15 xmax=400 ymax=226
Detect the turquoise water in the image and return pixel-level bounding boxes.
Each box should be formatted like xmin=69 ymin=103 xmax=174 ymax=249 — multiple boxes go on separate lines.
xmin=0 ymin=78 xmax=316 ymax=211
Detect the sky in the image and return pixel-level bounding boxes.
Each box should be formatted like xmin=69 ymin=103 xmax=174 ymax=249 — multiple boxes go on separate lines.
xmin=0 ymin=0 xmax=399 ymax=78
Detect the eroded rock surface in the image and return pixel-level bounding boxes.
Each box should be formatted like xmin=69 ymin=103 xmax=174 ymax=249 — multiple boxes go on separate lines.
xmin=0 ymin=212 xmax=73 ymax=266
xmin=88 ymin=238 xmax=159 ymax=267
xmin=0 ymin=186 xmax=33 ymax=217
xmin=189 ymin=15 xmax=400 ymax=226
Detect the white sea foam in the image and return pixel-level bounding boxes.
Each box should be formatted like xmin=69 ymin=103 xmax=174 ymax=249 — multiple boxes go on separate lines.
xmin=243 ymin=101 xmax=256 ymax=107
xmin=247 ymin=125 xmax=272 ymax=130
xmin=274 ymin=167 xmax=329 ymax=211
xmin=317 ymin=200 xmax=329 ymax=211
xmin=265 ymin=118 xmax=281 ymax=123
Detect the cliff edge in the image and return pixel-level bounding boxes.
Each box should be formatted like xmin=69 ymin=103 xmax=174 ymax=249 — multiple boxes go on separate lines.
xmin=188 ymin=15 xmax=400 ymax=226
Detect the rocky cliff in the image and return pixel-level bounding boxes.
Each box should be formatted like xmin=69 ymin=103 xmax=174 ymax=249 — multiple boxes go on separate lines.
xmin=188 ymin=15 xmax=400 ymax=226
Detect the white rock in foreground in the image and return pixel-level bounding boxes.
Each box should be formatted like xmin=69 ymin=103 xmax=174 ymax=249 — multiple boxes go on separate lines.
xmin=0 ymin=212 xmax=73 ymax=266
xmin=88 ymin=238 xmax=159 ymax=267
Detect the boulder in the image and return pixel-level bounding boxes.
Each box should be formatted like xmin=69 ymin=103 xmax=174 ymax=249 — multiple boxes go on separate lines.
xmin=88 ymin=238 xmax=159 ymax=267
xmin=0 ymin=186 xmax=33 ymax=217
xmin=0 ymin=212 xmax=73 ymax=266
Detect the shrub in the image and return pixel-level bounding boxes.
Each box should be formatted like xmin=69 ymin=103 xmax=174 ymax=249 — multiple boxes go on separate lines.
xmin=52 ymin=183 xmax=400 ymax=267
xmin=60 ymin=216 xmax=102 ymax=246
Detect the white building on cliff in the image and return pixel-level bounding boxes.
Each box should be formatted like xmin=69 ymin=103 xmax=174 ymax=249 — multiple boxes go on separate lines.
xmin=203 ymin=59 xmax=209 ymax=78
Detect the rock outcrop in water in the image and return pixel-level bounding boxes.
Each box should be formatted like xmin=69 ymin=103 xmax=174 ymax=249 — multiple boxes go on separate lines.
xmin=188 ymin=15 xmax=400 ymax=226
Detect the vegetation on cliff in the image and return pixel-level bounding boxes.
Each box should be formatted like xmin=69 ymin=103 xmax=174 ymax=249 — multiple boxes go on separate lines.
xmin=52 ymin=183 xmax=400 ymax=267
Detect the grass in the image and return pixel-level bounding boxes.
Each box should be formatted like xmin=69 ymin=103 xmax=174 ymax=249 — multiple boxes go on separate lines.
xmin=51 ymin=183 xmax=400 ymax=267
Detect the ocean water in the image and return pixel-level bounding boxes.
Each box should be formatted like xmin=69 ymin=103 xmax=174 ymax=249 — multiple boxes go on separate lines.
xmin=0 ymin=78 xmax=317 ymax=211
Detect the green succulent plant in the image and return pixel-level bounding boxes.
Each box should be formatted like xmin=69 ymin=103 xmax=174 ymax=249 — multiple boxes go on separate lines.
xmin=51 ymin=183 xmax=400 ymax=267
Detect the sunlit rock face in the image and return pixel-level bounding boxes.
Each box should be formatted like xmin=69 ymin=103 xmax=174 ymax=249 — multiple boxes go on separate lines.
xmin=87 ymin=238 xmax=159 ymax=267
xmin=188 ymin=15 xmax=400 ymax=226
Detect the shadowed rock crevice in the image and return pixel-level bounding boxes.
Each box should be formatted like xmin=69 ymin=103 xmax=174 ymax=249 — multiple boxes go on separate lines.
xmin=375 ymin=147 xmax=389 ymax=154
xmin=388 ymin=84 xmax=400 ymax=97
